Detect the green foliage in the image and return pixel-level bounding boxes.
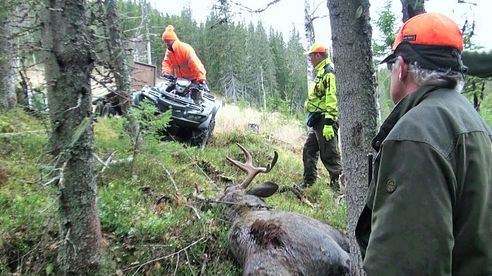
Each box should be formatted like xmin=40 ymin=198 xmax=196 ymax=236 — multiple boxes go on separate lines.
xmin=1 ymin=108 xmax=349 ymax=274
xmin=0 ymin=187 xmax=54 ymax=239
xmin=372 ymin=0 xmax=397 ymax=59
xmin=0 ymin=111 xmax=58 ymax=275
xmin=99 ymin=179 xmax=171 ymax=238
xmin=376 ymin=68 xmax=395 ymax=120
xmin=129 ymin=101 xmax=171 ymax=140
xmin=113 ymin=1 xmax=307 ymax=112
xmin=480 ymin=81 xmax=492 ymax=125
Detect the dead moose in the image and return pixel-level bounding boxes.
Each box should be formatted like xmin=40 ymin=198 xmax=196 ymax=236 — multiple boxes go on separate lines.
xmin=221 ymin=144 xmax=350 ymax=275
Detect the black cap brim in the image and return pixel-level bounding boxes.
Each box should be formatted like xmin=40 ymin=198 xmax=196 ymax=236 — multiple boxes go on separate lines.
xmin=380 ymin=52 xmax=397 ymax=64
xmin=379 ymin=42 xmax=465 ymax=72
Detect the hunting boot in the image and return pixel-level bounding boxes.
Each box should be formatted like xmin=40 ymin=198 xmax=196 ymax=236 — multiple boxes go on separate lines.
xmin=329 ymin=174 xmax=340 ymax=193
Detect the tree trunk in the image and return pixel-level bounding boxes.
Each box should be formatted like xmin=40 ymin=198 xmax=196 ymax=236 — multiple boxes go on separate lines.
xmin=400 ymin=0 xmax=426 ymax=22
xmin=104 ymin=0 xmax=140 ymax=149
xmin=105 ymin=0 xmax=132 ymax=116
xmin=327 ymin=0 xmax=378 ymax=275
xmin=140 ymin=0 xmax=152 ymax=64
xmin=0 ymin=15 xmax=17 ymax=111
xmin=41 ymin=0 xmax=102 ymax=274
xmin=304 ymin=0 xmax=315 ymax=83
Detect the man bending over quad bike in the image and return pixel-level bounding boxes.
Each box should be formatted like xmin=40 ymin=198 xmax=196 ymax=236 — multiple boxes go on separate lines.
xmin=161 ymin=24 xmax=210 ymax=98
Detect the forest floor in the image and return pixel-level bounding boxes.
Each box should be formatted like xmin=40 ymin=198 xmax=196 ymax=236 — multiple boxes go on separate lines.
xmin=0 ymin=98 xmax=345 ymax=275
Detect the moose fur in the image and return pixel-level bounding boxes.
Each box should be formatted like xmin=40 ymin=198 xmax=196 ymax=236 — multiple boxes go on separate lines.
xmin=221 ymin=144 xmax=350 ymax=275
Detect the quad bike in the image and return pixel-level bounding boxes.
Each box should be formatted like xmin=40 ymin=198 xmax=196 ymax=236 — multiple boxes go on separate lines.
xmin=132 ymin=75 xmax=219 ymax=148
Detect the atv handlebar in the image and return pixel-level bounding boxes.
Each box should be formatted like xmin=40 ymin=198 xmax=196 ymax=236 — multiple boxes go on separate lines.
xmin=160 ymin=75 xmax=210 ymax=93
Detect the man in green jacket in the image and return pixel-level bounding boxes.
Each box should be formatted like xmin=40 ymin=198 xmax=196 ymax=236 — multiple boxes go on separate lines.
xmin=356 ymin=13 xmax=492 ymax=275
xmin=299 ymin=44 xmax=342 ymax=191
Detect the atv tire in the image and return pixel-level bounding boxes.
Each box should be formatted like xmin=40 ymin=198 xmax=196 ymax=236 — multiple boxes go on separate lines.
xmin=191 ymin=118 xmax=215 ymax=149
xmin=101 ymin=103 xmax=112 ymax=117
xmin=95 ymin=101 xmax=104 ymax=116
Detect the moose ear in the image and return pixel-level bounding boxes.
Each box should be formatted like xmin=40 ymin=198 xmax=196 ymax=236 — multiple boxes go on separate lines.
xmin=246 ymin=181 xmax=279 ymax=198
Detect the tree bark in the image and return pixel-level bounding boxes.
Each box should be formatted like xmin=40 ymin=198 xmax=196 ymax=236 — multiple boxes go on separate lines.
xmin=400 ymin=0 xmax=426 ymax=22
xmin=327 ymin=0 xmax=378 ymax=275
xmin=41 ymin=0 xmax=102 ymax=274
xmin=0 ymin=14 xmax=17 ymax=111
xmin=104 ymin=0 xmax=132 ymax=116
xmin=304 ymin=0 xmax=316 ymax=83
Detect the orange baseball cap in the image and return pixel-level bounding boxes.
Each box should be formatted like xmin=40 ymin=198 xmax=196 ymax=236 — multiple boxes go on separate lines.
xmin=381 ymin=13 xmax=465 ymax=72
xmin=392 ymin=13 xmax=463 ymax=51
xmin=304 ymin=44 xmax=329 ymax=55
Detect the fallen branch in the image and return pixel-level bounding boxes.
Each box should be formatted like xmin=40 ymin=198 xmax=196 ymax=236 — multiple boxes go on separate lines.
xmin=186 ymin=204 xmax=201 ymax=220
xmin=0 ymin=130 xmax=44 ymax=138
xmin=108 ymin=156 xmax=133 ymax=165
xmin=124 ymin=237 xmax=207 ymax=276
xmin=93 ymin=151 xmax=116 ymax=176
xmin=278 ymin=185 xmax=314 ymax=208
xmin=199 ymin=254 xmax=208 ymax=276
xmin=193 ymin=196 xmax=273 ymax=210
xmin=184 ymin=249 xmax=196 ymax=276
xmin=163 ymin=166 xmax=179 ymax=192
xmin=173 ymin=253 xmax=180 ymax=276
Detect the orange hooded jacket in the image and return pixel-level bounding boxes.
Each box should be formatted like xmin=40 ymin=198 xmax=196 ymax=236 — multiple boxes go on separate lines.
xmin=161 ymin=39 xmax=207 ymax=82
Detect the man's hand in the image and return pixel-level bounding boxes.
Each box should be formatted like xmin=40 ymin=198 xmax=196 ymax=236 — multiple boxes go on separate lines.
xmin=323 ymin=125 xmax=334 ymax=140
xmin=161 ymin=73 xmax=174 ymax=80
xmin=199 ymin=81 xmax=210 ymax=92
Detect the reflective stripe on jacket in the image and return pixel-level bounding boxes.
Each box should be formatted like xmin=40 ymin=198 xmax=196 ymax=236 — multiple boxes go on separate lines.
xmin=356 ymin=85 xmax=492 ymax=275
xmin=304 ymin=58 xmax=338 ymax=121
xmin=161 ymin=40 xmax=206 ymax=81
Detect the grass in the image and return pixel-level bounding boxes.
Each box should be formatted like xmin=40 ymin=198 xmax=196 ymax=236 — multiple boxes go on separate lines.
xmin=2 ymin=79 xmax=491 ymax=273
xmin=0 ymin=108 xmax=346 ymax=275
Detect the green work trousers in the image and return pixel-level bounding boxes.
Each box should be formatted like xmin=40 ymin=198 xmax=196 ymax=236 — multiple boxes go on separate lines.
xmin=302 ymin=119 xmax=342 ymax=185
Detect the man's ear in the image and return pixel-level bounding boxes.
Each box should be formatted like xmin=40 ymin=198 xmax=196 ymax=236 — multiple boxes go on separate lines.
xmin=398 ymin=56 xmax=408 ymax=81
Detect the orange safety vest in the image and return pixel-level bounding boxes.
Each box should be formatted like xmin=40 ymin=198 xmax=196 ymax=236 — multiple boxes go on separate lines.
xmin=161 ymin=40 xmax=206 ymax=81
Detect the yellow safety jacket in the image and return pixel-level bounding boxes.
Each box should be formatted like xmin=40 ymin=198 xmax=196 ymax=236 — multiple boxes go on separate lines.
xmin=305 ymin=58 xmax=338 ymax=121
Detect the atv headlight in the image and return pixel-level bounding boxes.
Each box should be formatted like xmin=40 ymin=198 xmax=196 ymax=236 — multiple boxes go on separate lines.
xmin=186 ymin=114 xmax=205 ymax=121
xmin=176 ymin=79 xmax=191 ymax=95
xmin=176 ymin=85 xmax=186 ymax=94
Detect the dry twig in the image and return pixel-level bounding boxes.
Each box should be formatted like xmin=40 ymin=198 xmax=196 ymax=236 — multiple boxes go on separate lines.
xmin=124 ymin=237 xmax=207 ymax=276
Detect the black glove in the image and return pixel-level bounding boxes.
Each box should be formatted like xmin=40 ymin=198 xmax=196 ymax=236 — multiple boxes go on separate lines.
xmin=200 ymin=82 xmax=210 ymax=92
xmin=161 ymin=73 xmax=174 ymax=80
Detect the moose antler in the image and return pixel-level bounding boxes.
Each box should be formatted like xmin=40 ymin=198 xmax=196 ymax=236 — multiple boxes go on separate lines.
xmin=226 ymin=143 xmax=278 ymax=188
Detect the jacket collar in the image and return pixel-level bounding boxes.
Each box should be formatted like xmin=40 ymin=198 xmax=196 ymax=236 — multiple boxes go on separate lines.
xmin=372 ymin=85 xmax=440 ymax=151
xmin=168 ymin=39 xmax=181 ymax=52
xmin=314 ymin=58 xmax=332 ymax=72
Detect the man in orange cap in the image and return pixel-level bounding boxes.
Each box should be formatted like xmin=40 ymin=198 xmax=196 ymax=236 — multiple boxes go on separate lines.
xmin=161 ymin=25 xmax=208 ymax=90
xmin=297 ymin=43 xmax=342 ymax=192
xmin=356 ymin=13 xmax=492 ymax=275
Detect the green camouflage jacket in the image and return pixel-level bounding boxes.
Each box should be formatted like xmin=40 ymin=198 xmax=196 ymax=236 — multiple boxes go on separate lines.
xmin=356 ymin=85 xmax=492 ymax=275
